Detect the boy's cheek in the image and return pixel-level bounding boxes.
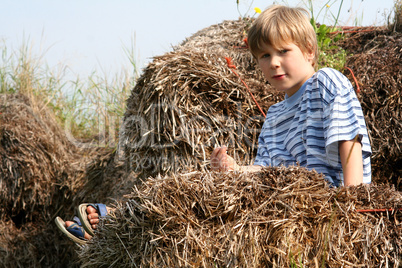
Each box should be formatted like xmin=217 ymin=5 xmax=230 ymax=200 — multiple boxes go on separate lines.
xmin=258 ymin=66 xmax=269 ymax=79
xmin=262 ymin=73 xmax=273 ymax=83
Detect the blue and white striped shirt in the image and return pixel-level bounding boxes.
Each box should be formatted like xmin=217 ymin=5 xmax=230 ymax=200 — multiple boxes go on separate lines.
xmin=254 ymin=68 xmax=372 ymax=186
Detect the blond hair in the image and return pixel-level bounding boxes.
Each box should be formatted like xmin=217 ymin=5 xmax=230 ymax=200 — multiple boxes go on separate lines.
xmin=248 ymin=5 xmax=318 ymax=67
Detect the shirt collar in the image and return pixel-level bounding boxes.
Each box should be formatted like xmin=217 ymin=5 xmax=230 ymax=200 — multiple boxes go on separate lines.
xmin=284 ymin=80 xmax=309 ymax=108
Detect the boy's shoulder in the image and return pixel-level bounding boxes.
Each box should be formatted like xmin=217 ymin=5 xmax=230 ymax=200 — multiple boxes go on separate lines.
xmin=311 ymin=68 xmax=352 ymax=93
xmin=313 ymin=68 xmax=345 ymax=82
xmin=313 ymin=68 xmax=352 ymax=85
xmin=307 ymin=68 xmax=354 ymax=104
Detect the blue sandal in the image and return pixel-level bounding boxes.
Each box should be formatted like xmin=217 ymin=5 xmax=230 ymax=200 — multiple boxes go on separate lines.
xmin=55 ymin=216 xmax=88 ymax=245
xmin=77 ymin=203 xmax=108 ymax=236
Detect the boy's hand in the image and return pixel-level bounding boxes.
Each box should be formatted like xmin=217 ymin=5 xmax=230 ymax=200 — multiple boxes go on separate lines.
xmin=210 ymin=145 xmax=238 ymax=171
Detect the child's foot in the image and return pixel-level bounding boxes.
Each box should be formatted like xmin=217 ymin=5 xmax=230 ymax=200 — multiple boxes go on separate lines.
xmin=86 ymin=204 xmax=112 ymax=230
xmin=55 ymin=204 xmax=110 ymax=244
xmin=77 ymin=203 xmax=111 ymax=236
xmin=65 ymin=219 xmax=92 ymax=240
xmin=55 ymin=216 xmax=92 ymax=244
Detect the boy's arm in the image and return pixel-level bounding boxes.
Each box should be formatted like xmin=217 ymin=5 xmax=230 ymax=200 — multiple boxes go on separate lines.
xmin=210 ymin=146 xmax=262 ymax=172
xmin=339 ymin=136 xmax=363 ymax=186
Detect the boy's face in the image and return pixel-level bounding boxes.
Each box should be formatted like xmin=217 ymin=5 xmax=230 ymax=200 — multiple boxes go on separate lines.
xmin=256 ymin=42 xmax=315 ymax=97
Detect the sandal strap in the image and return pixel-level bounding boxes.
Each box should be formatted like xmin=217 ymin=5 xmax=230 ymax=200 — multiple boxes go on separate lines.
xmin=88 ymin=203 xmax=108 ymax=217
xmin=67 ymin=217 xmax=86 ymax=239
xmin=73 ymin=216 xmax=82 ymax=225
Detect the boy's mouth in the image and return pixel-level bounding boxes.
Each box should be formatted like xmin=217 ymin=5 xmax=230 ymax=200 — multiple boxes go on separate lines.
xmin=272 ymin=74 xmax=286 ymax=80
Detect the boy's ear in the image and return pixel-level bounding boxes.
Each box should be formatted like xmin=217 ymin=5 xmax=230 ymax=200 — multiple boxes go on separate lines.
xmin=304 ymin=50 xmax=316 ymax=66
xmin=305 ymin=49 xmax=315 ymax=61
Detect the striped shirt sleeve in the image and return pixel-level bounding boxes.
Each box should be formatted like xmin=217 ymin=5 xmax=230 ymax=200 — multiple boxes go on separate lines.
xmin=319 ymin=68 xmax=372 ymax=183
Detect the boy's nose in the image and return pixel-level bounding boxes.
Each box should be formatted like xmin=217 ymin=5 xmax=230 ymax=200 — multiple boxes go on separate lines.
xmin=270 ymin=56 xmax=280 ymax=69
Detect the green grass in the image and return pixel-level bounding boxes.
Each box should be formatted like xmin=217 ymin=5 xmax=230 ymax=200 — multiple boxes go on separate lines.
xmin=390 ymin=0 xmax=402 ymax=31
xmin=304 ymin=0 xmax=348 ymax=70
xmin=0 ymin=40 xmax=138 ymax=147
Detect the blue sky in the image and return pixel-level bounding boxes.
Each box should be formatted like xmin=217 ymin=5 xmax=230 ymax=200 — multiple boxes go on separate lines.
xmin=0 ymin=0 xmax=396 ymax=79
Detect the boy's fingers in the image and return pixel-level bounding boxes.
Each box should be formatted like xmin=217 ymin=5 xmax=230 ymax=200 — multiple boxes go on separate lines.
xmin=211 ymin=146 xmax=227 ymax=155
xmin=210 ymin=147 xmax=222 ymax=159
xmin=210 ymin=148 xmax=221 ymax=170
xmin=210 ymin=146 xmax=230 ymax=171
xmin=218 ymin=151 xmax=228 ymax=171
xmin=216 ymin=147 xmax=227 ymax=159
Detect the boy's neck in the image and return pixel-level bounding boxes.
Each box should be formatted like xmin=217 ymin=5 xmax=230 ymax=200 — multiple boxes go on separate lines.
xmin=286 ymin=70 xmax=315 ymax=97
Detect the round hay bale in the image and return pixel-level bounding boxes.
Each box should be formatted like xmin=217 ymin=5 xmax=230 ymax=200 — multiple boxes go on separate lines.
xmin=0 ymin=93 xmax=89 ymax=266
xmin=78 ymin=168 xmax=402 ymax=267
xmin=0 ymin=94 xmax=83 ymax=222
xmin=121 ymin=19 xmax=281 ymax=179
xmin=338 ymin=29 xmax=402 ymax=190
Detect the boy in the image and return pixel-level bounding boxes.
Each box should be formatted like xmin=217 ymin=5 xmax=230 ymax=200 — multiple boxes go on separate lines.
xmin=211 ymin=5 xmax=371 ymax=187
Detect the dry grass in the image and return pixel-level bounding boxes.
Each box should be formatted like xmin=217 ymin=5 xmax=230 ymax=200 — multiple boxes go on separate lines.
xmin=79 ymin=167 xmax=402 ymax=267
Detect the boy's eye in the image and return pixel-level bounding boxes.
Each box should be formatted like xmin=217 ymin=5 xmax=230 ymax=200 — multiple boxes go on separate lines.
xmin=261 ymin=53 xmax=270 ymax=59
xmin=280 ymin=49 xmax=288 ymax=54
